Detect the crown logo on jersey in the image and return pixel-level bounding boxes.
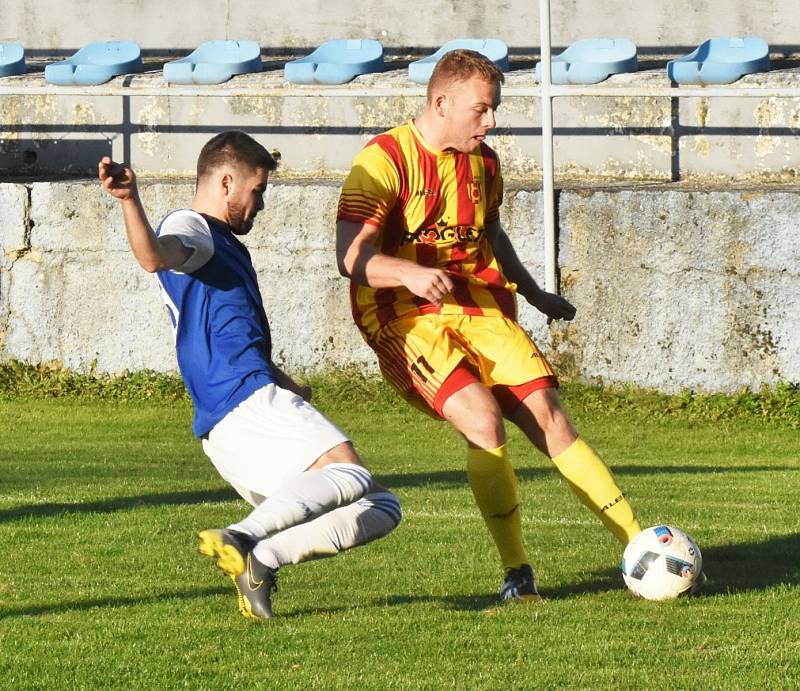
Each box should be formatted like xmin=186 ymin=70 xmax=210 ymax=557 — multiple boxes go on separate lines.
xmin=467 ymin=182 xmax=481 ymax=203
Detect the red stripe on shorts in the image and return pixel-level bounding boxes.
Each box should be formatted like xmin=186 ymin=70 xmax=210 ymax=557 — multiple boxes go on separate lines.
xmin=492 ymin=375 xmax=559 ymax=417
xmin=432 ymin=360 xmax=480 ymax=417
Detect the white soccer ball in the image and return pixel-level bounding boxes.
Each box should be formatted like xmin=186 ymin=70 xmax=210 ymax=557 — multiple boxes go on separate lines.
xmin=621 ymin=525 xmax=702 ymax=600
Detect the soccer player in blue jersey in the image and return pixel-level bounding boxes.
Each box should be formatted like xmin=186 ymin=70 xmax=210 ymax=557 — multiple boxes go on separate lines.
xmin=98 ymin=131 xmax=401 ymax=621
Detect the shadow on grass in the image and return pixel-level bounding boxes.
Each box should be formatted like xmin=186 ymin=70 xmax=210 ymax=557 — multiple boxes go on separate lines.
xmin=609 ymin=464 xmax=798 ymax=477
xmin=0 ymin=585 xmax=230 ymax=619
xmin=3 ymin=462 xmax=788 ymax=524
xmin=372 ymin=593 xmax=501 ymax=613
xmin=700 ymin=532 xmax=800 ymax=595
xmin=379 ymin=464 xmax=794 ymax=490
xmin=5 ymin=532 xmax=797 ymax=620
xmin=0 ymin=488 xmax=239 ymax=524
xmin=552 ymin=531 xmax=800 ymax=600
xmin=369 ymin=532 xmax=800 ymax=609
xmin=369 ymin=582 xmax=622 ymax=611
xmin=307 ymin=532 xmax=800 ymax=614
xmin=263 ymin=594 xmax=500 ymax=618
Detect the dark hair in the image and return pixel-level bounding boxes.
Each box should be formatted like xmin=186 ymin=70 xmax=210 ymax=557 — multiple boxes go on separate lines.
xmin=196 ymin=130 xmax=279 ymax=180
xmin=427 ymin=49 xmax=504 ymax=102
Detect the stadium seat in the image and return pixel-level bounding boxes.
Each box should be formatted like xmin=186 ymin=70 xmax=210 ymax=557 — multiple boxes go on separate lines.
xmin=0 ymin=42 xmax=26 ymax=77
xmin=667 ymin=37 xmax=770 ymax=84
xmin=284 ymin=39 xmax=384 ymax=85
xmin=408 ymin=39 xmax=509 ymax=84
xmin=535 ymin=38 xmax=638 ymax=85
xmin=163 ymin=40 xmax=262 ymax=84
xmin=45 ymin=41 xmax=143 ymax=86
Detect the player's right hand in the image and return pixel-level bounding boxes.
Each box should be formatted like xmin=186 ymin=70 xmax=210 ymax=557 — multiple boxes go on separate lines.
xmin=401 ymin=265 xmax=454 ymax=306
xmin=98 ymin=156 xmax=137 ymax=201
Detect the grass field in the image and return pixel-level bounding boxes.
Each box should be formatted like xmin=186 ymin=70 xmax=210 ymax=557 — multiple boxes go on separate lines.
xmin=1 ymin=377 xmax=799 ymax=689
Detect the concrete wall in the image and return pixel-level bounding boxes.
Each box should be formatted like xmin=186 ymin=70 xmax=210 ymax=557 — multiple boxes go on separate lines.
xmin=3 ymin=1 xmax=800 ymax=182
xmin=2 ymin=2 xmax=798 ymax=392
xmin=2 ymin=0 xmax=800 ymax=50
xmin=1 ymin=179 xmax=798 ymax=392
xmin=4 ymin=74 xmax=800 ymax=183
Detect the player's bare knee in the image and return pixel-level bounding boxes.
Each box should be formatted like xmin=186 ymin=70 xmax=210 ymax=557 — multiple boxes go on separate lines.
xmin=310 ymin=441 xmax=363 ymax=469
xmin=542 ymin=413 xmax=577 ymax=450
xmin=524 ymin=389 xmax=574 ymax=436
xmin=477 ymin=414 xmax=505 ymax=448
xmin=442 ymin=384 xmax=504 ymax=447
xmin=454 ymin=409 xmax=505 ymax=448
xmin=538 ymin=405 xmax=568 ymax=434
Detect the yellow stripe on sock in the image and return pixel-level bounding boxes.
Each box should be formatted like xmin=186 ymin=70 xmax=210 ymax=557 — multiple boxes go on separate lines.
xmin=466 ymin=445 xmax=528 ymax=571
xmin=551 ymin=438 xmax=641 ymax=544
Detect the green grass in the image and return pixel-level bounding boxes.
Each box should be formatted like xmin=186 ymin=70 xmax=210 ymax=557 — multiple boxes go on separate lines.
xmin=1 ymin=379 xmax=799 ymax=689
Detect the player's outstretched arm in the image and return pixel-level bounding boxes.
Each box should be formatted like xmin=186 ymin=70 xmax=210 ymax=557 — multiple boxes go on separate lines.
xmin=98 ymin=156 xmax=191 ymax=273
xmin=487 ymin=219 xmax=576 ymax=321
xmin=336 ymin=220 xmax=454 ymax=307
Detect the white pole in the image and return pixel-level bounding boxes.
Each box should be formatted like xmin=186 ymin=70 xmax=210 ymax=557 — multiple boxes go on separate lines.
xmin=539 ymin=0 xmax=557 ymax=294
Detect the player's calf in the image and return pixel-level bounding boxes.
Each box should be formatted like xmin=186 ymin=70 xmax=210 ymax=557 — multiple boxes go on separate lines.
xmin=252 ymin=490 xmax=402 ymax=570
xmin=227 ymin=462 xmax=374 ymax=538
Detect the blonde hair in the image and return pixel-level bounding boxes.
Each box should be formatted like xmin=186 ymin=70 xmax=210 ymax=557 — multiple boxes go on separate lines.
xmin=426 ymin=49 xmax=504 ymax=102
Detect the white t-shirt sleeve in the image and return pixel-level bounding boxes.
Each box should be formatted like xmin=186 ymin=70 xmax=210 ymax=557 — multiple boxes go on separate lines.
xmin=157 ymin=209 xmax=215 ymax=274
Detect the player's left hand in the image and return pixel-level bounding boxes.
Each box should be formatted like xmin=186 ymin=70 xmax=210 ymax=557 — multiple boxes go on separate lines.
xmin=528 ymin=290 xmax=576 ymax=321
xmin=297 ymin=385 xmax=312 ymax=402
xmin=98 ymin=156 xmax=137 ymax=201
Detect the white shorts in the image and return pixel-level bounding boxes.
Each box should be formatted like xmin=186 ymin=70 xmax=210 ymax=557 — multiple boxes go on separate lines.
xmin=201 ymin=384 xmax=350 ymax=505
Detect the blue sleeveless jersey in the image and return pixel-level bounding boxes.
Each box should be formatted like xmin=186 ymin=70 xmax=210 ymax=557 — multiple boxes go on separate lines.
xmin=156 ymin=213 xmax=276 ymax=437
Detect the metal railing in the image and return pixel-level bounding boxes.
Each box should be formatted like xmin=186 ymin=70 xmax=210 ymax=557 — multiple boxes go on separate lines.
xmin=536 ymin=0 xmax=800 ymax=293
xmin=3 ymin=13 xmax=800 ymax=297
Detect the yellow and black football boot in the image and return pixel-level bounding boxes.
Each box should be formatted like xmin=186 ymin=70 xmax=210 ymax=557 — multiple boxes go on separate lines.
xmin=233 ymin=551 xmax=278 ymax=621
xmin=197 ymin=528 xmax=255 ymax=578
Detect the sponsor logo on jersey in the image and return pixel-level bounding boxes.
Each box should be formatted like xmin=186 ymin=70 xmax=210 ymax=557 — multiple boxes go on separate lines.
xmin=402 ymin=221 xmax=484 ymax=245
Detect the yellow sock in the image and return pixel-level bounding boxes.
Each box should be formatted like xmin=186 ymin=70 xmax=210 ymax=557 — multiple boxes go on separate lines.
xmin=466 ymin=445 xmax=528 ymax=571
xmin=551 ymin=438 xmax=641 ymax=544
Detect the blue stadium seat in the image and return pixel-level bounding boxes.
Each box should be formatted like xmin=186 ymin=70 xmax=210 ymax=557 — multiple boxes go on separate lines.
xmin=284 ymin=39 xmax=384 ymax=85
xmin=163 ymin=40 xmax=262 ymax=84
xmin=0 ymin=42 xmax=26 ymax=77
xmin=408 ymin=39 xmax=509 ymax=84
xmin=667 ymin=37 xmax=770 ymax=84
xmin=535 ymin=38 xmax=638 ymax=85
xmin=45 ymin=41 xmax=143 ymax=86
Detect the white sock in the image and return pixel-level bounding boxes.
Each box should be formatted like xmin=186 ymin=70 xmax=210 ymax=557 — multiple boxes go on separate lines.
xmin=228 ymin=463 xmax=372 ymax=539
xmin=252 ymin=491 xmax=402 ymax=568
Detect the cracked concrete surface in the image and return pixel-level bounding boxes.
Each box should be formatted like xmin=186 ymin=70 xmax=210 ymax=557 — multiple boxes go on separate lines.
xmin=0 ymin=180 xmax=798 ymax=392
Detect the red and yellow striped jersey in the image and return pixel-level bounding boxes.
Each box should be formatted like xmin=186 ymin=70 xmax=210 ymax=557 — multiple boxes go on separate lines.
xmin=337 ymin=120 xmax=517 ymax=340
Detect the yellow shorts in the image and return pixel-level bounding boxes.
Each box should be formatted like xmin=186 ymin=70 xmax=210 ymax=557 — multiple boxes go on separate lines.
xmin=370 ymin=313 xmax=557 ymax=418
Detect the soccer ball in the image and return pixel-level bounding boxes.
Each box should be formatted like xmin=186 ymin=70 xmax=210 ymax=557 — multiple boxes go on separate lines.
xmin=621 ymin=525 xmax=702 ymax=600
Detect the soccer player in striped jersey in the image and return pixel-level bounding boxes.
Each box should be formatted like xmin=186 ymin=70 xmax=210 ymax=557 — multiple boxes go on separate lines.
xmin=99 ymin=131 xmax=400 ymax=620
xmin=336 ymin=50 xmax=640 ymax=602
